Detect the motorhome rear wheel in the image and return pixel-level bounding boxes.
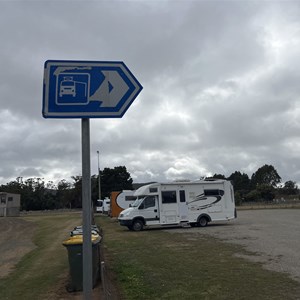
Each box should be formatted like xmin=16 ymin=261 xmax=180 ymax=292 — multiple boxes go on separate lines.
xmin=198 ymin=216 xmax=208 ymax=227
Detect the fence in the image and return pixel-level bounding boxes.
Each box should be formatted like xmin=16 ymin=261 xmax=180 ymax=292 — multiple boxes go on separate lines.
xmin=238 ymin=199 xmax=300 ymax=209
xmin=99 ymin=240 xmax=121 ymax=300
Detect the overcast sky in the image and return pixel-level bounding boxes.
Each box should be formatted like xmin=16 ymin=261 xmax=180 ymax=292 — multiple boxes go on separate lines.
xmin=1 ymin=0 xmax=300 ymax=186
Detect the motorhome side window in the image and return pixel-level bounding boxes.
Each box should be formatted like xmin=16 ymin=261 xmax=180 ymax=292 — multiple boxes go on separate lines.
xmin=144 ymin=196 xmax=156 ymax=209
xmin=125 ymin=196 xmax=136 ymax=201
xmin=149 ymin=187 xmax=158 ymax=193
xmin=179 ymin=190 xmax=186 ymax=202
xmin=204 ymin=189 xmax=224 ymax=196
xmin=161 ymin=191 xmax=177 ymax=204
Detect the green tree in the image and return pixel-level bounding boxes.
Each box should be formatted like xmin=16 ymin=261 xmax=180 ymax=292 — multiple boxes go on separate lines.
xmin=91 ymin=175 xmax=99 ymax=207
xmin=100 ymin=166 xmax=133 ymax=198
xmin=228 ymin=171 xmax=251 ymax=204
xmin=244 ymin=189 xmax=261 ymax=202
xmin=57 ymin=179 xmax=73 ymax=208
xmin=70 ymin=176 xmax=82 ymax=208
xmin=211 ymin=174 xmax=226 ymax=180
xmin=251 ymin=164 xmax=281 ymax=188
xmin=23 ymin=178 xmax=57 ymax=210
xmin=280 ymin=180 xmax=299 ymax=195
xmin=257 ymin=184 xmax=276 ymax=202
xmin=0 ymin=179 xmax=23 ymax=194
xmin=228 ymin=171 xmax=251 ymax=191
xmin=234 ymin=191 xmax=243 ymax=205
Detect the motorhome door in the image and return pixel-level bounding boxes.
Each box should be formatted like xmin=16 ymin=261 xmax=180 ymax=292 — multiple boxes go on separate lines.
xmin=160 ymin=190 xmax=180 ymax=224
xmin=139 ymin=196 xmax=160 ymax=225
xmin=178 ymin=190 xmax=189 ymax=221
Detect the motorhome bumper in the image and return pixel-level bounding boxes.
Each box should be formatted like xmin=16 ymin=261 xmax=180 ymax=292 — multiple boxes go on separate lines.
xmin=119 ymin=219 xmax=133 ymax=227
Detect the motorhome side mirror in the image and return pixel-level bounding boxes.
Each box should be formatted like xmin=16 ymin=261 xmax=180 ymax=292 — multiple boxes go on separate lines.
xmin=139 ymin=203 xmax=144 ymax=210
xmin=129 ymin=204 xmax=132 ymax=207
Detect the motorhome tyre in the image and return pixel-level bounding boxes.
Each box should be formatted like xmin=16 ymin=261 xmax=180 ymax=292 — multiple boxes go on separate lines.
xmin=198 ymin=216 xmax=208 ymax=227
xmin=132 ymin=219 xmax=144 ymax=231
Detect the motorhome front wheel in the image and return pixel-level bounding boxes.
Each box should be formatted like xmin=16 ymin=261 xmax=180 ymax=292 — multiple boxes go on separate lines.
xmin=132 ymin=220 xmax=144 ymax=231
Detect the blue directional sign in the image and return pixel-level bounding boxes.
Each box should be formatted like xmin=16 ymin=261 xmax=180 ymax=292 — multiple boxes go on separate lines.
xmin=42 ymin=60 xmax=143 ymax=118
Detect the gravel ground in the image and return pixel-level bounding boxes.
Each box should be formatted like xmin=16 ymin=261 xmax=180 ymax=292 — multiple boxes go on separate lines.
xmin=173 ymin=209 xmax=300 ymax=283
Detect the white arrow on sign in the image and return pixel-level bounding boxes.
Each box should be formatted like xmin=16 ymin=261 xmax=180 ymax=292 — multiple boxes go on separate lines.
xmin=89 ymin=71 xmax=130 ymax=107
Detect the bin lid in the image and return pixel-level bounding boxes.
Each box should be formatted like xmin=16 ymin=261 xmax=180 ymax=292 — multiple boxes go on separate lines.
xmin=70 ymin=229 xmax=99 ymax=236
xmin=63 ymin=234 xmax=101 ymax=246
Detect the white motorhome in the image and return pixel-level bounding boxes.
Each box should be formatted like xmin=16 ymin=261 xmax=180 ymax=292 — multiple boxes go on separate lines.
xmin=96 ymin=198 xmax=110 ymax=214
xmin=118 ymin=180 xmax=236 ymax=231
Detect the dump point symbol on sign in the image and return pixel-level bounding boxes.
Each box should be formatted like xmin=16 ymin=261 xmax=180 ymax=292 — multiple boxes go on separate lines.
xmin=57 ymin=73 xmax=90 ymax=105
xmin=43 ymin=60 xmax=143 ymax=118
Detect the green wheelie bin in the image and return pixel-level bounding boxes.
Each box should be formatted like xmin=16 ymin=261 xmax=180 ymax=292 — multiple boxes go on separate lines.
xmin=63 ymin=234 xmax=101 ymax=292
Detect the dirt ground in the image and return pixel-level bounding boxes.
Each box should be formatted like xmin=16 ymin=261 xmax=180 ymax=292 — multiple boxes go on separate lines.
xmin=0 ymin=217 xmax=36 ymax=278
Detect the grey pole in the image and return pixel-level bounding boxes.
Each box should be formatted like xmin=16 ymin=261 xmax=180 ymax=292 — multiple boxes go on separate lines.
xmin=97 ymin=150 xmax=101 ymax=201
xmin=81 ymin=118 xmax=92 ymax=299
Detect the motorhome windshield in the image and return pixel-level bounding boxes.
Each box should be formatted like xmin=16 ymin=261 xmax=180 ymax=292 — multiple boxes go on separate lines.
xmin=131 ymin=198 xmax=144 ymax=207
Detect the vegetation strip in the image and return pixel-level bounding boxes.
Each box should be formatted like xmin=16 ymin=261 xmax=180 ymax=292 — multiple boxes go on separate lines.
xmin=97 ymin=216 xmax=300 ymax=300
xmin=1 ymin=164 xmax=299 ymax=213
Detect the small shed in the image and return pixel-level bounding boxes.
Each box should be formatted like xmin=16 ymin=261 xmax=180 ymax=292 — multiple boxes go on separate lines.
xmin=0 ymin=192 xmax=21 ymax=217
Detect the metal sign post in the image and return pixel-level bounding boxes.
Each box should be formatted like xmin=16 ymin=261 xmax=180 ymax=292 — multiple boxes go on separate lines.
xmin=81 ymin=118 xmax=92 ymax=299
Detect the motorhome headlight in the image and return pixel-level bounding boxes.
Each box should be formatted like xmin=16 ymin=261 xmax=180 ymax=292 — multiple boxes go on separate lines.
xmin=119 ymin=210 xmax=131 ymax=218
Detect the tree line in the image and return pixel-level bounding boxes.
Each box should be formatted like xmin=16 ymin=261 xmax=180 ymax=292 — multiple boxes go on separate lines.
xmin=0 ymin=164 xmax=298 ymax=211
xmin=209 ymin=164 xmax=299 ymax=204
xmin=0 ymin=166 xmax=133 ymax=211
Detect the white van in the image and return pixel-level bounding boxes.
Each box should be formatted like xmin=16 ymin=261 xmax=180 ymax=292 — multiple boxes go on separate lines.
xmin=118 ymin=180 xmax=236 ymax=231
xmin=96 ymin=198 xmax=110 ymax=214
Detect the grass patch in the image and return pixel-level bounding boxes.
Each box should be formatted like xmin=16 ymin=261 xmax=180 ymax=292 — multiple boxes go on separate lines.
xmin=0 ymin=213 xmax=81 ymax=300
xmin=96 ymin=216 xmax=300 ymax=300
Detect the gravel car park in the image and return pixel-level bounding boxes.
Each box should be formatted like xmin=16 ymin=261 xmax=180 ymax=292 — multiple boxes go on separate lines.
xmin=172 ymin=209 xmax=300 ymax=283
